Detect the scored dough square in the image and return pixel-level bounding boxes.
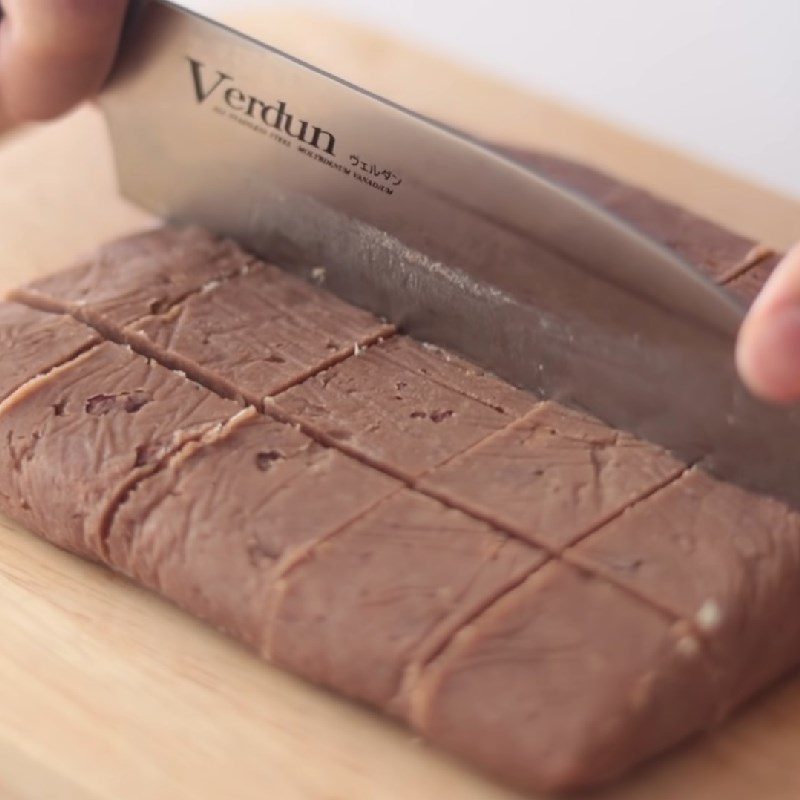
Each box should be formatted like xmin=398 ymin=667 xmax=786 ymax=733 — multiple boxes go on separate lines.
xmin=268 ymin=489 xmax=546 ymax=709
xmin=107 ymin=411 xmax=400 ymax=649
xmin=568 ymin=467 xmax=800 ymax=710
xmin=124 ymin=264 xmax=394 ymax=403
xmin=0 ymin=301 xmax=99 ymax=401
xmin=420 ymin=401 xmax=684 ymax=550
xmin=0 ymin=341 xmax=240 ymax=559
xmin=11 ymin=227 xmax=256 ymax=330
xmin=275 ymin=336 xmax=534 ymax=479
xmin=411 ymin=561 xmax=716 ymax=793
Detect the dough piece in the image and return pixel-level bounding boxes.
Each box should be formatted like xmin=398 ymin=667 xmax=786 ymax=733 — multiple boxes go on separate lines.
xmin=0 ymin=301 xmax=98 ymax=401
xmin=568 ymin=467 xmax=800 ymax=711
xmin=411 ymin=562 xmax=716 ymax=793
xmin=600 ymin=184 xmax=766 ymax=280
xmin=724 ymin=252 xmax=782 ymax=304
xmin=420 ymin=401 xmax=684 ymax=550
xmin=268 ymin=490 xmax=546 ymax=710
xmin=275 ymin=336 xmax=531 ymax=479
xmin=122 ymin=265 xmax=394 ymax=404
xmin=0 ymin=341 xmax=240 ymax=559
xmin=107 ymin=411 xmax=400 ymax=648
xmin=10 ymin=226 xmax=257 ymax=332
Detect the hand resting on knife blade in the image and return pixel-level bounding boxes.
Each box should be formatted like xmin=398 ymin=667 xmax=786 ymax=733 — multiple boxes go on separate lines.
xmin=0 ymin=0 xmax=796 ymax=406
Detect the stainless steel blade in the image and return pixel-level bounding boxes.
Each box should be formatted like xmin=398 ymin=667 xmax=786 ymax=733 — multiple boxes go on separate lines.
xmin=100 ymin=0 xmax=800 ymax=508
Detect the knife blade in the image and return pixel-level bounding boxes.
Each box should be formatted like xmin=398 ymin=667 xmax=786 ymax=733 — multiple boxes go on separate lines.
xmin=100 ymin=0 xmax=800 ymax=509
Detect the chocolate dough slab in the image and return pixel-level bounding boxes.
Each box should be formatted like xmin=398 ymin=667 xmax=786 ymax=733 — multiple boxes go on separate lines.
xmin=420 ymin=401 xmax=684 ymax=550
xmin=568 ymin=468 xmax=800 ymax=713
xmin=122 ymin=265 xmax=394 ymax=404
xmin=410 ymin=561 xmax=716 ymax=793
xmin=107 ymin=410 xmax=400 ymax=648
xmin=0 ymin=340 xmax=240 ymax=559
xmin=10 ymin=226 xmax=256 ymax=333
xmin=267 ymin=490 xmax=545 ymax=710
xmin=0 ymin=301 xmax=98 ymax=401
xmin=0 ymin=139 xmax=790 ymax=795
xmin=274 ymin=336 xmax=534 ymax=480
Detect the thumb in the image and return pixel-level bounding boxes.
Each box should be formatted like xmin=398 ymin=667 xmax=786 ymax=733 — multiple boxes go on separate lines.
xmin=0 ymin=0 xmax=128 ymax=123
xmin=736 ymin=242 xmax=800 ymax=404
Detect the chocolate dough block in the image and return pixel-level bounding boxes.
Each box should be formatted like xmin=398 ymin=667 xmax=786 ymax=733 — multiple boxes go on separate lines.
xmin=0 ymin=138 xmax=788 ymax=796
xmin=568 ymin=468 xmax=800 ymax=712
xmin=107 ymin=410 xmax=400 ymax=648
xmin=0 ymin=301 xmax=98 ymax=401
xmin=10 ymin=226 xmax=257 ymax=333
xmin=122 ymin=265 xmax=394 ymax=403
xmin=267 ymin=490 xmax=545 ymax=710
xmin=275 ymin=336 xmax=534 ymax=479
xmin=509 ymin=149 xmax=770 ymax=281
xmin=410 ymin=561 xmax=716 ymax=793
xmin=0 ymin=341 xmax=240 ymax=559
xmin=419 ymin=401 xmax=684 ymax=550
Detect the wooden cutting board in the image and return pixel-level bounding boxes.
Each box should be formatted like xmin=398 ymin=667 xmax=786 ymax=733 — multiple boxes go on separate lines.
xmin=1 ymin=10 xmax=799 ymax=800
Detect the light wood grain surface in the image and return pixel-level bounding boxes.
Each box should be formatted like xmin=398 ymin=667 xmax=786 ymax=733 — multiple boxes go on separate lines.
xmin=1 ymin=10 xmax=799 ymax=800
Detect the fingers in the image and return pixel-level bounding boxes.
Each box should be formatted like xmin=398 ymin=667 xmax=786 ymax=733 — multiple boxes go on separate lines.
xmin=0 ymin=0 xmax=128 ymax=123
xmin=737 ymin=243 xmax=800 ymax=404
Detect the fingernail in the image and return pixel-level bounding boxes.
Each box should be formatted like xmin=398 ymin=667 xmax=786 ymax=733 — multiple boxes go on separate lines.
xmin=737 ymin=307 xmax=800 ymax=404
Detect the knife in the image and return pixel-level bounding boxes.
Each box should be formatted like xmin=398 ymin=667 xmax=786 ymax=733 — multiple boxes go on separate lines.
xmin=100 ymin=0 xmax=800 ymax=509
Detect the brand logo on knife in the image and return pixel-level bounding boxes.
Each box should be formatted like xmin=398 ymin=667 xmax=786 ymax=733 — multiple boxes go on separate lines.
xmin=186 ymin=58 xmax=337 ymax=156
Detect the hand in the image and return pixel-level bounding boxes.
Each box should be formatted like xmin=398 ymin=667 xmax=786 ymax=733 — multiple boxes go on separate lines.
xmin=737 ymin=243 xmax=800 ymax=404
xmin=0 ymin=0 xmax=128 ymax=124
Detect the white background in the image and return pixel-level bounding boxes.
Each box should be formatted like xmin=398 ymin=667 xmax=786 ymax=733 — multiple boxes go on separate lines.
xmin=184 ymin=0 xmax=800 ymax=199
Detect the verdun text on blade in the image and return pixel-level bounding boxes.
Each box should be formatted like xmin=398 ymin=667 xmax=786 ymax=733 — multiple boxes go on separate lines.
xmin=187 ymin=58 xmax=337 ymax=156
